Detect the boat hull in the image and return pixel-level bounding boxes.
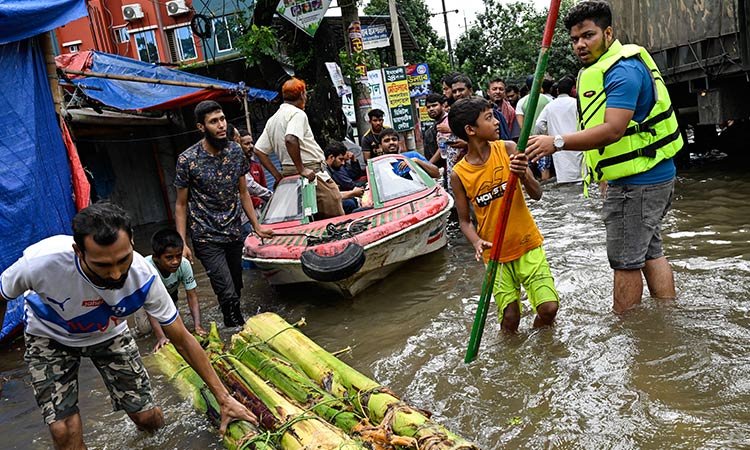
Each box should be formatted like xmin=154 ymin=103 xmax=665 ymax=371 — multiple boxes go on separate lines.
xmin=246 ymin=207 xmax=451 ymax=297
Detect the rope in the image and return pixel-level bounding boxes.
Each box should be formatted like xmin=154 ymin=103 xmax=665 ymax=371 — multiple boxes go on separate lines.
xmin=305 ymin=220 xmax=369 ymax=246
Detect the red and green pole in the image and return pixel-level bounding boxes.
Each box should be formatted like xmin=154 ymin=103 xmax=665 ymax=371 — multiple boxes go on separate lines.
xmin=465 ymin=0 xmax=562 ymax=363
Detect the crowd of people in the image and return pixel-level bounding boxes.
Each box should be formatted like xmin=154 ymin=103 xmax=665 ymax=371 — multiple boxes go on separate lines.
xmin=0 ymin=1 xmax=683 ymax=448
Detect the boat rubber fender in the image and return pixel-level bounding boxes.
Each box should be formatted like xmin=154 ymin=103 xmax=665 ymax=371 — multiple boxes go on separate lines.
xmin=300 ymin=242 xmax=366 ymax=282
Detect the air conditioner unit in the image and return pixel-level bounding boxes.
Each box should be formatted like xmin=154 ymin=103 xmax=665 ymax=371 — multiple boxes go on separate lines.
xmin=122 ymin=4 xmax=144 ymax=21
xmin=166 ymin=0 xmax=190 ymax=16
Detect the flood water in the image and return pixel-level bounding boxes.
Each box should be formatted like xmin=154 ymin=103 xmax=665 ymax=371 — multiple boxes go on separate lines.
xmin=2 ymin=160 xmax=749 ymax=449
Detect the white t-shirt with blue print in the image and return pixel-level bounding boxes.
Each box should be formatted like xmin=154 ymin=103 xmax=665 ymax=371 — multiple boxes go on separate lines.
xmin=0 ymin=235 xmax=178 ymax=347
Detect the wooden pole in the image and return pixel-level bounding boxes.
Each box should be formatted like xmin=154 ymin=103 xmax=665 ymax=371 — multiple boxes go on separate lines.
xmin=243 ymin=90 xmax=252 ymax=135
xmin=61 ymin=68 xmax=232 ymax=90
xmin=41 ymin=33 xmax=63 ymax=114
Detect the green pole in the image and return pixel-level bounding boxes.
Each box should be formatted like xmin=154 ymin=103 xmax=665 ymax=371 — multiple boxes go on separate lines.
xmin=465 ymin=0 xmax=562 ymax=363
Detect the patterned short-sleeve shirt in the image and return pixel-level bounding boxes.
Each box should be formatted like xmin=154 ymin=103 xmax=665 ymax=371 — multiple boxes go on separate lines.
xmin=174 ymin=140 xmax=249 ymax=243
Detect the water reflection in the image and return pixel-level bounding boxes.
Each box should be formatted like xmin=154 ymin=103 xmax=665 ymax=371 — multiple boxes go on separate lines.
xmin=1 ymin=163 xmax=750 ymax=448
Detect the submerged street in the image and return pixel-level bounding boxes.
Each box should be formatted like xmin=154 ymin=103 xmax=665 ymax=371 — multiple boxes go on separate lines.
xmin=2 ymin=159 xmax=749 ymax=448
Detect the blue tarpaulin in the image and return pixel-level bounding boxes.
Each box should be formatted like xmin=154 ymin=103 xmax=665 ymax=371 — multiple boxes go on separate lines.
xmin=0 ymin=0 xmax=87 ymax=44
xmin=0 ymin=0 xmax=87 ymax=341
xmin=57 ymin=50 xmax=278 ymax=111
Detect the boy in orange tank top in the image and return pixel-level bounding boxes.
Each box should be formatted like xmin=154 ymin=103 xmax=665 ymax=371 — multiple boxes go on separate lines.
xmin=449 ymin=97 xmax=559 ymax=333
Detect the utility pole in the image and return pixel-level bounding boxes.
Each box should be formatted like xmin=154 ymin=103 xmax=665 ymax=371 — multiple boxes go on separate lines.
xmin=388 ymin=0 xmax=416 ymax=151
xmin=389 ymin=0 xmax=403 ymax=66
xmin=341 ymin=0 xmax=372 ymax=142
xmin=431 ymin=1 xmax=458 ymax=69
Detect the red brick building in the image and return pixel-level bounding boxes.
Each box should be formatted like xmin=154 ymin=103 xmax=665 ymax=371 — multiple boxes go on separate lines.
xmin=53 ymin=0 xmax=231 ymax=64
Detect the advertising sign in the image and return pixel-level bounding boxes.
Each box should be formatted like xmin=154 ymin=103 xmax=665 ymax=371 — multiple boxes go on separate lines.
xmin=406 ymin=63 xmax=431 ymax=98
xmin=367 ymin=69 xmax=392 ymax=127
xmin=383 ymin=66 xmax=414 ymax=132
xmin=347 ymin=21 xmax=369 ymax=82
xmin=417 ymin=97 xmax=434 ymax=135
xmin=325 ymin=62 xmax=352 ymax=97
xmin=362 ymin=24 xmax=389 ymax=50
xmin=277 ymin=0 xmax=331 ymax=37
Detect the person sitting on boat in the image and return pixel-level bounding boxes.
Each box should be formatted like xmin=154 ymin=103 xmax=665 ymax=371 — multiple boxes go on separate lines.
xmin=360 ymin=108 xmax=390 ymax=160
xmin=378 ymin=128 xmax=440 ymax=179
xmin=324 ymin=141 xmax=365 ymax=214
xmin=449 ymin=97 xmax=559 ymax=333
xmin=254 ymin=77 xmax=344 ymax=219
xmin=144 ymin=229 xmax=207 ymax=352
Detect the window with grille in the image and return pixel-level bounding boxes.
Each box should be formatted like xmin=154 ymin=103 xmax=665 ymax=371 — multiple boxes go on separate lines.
xmin=167 ymin=26 xmax=197 ymax=62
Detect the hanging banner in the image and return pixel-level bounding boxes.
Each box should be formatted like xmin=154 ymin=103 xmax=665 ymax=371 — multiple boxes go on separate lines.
xmin=383 ymin=66 xmax=414 ymax=132
xmin=325 ymin=62 xmax=352 ymax=97
xmin=362 ymin=24 xmax=389 ymax=50
xmin=367 ymin=69 xmax=392 ymax=127
xmin=406 ymin=63 xmax=431 ymax=98
xmin=277 ymin=0 xmax=331 ymax=37
xmin=347 ymin=21 xmax=369 ymax=82
xmin=417 ymin=97 xmax=434 ymax=135
xmin=341 ymin=92 xmax=356 ymax=123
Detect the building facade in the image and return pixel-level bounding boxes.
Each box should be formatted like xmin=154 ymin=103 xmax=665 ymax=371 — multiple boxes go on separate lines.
xmin=54 ymin=0 xmax=245 ymax=64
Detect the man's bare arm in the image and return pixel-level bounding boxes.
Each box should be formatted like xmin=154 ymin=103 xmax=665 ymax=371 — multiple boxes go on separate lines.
xmin=175 ymin=187 xmax=192 ymax=263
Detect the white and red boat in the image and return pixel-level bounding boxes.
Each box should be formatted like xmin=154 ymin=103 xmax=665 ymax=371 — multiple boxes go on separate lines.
xmin=243 ymin=154 xmax=453 ymax=297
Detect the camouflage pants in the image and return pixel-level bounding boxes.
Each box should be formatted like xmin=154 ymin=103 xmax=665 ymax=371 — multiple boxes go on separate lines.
xmin=24 ymin=330 xmax=155 ymax=425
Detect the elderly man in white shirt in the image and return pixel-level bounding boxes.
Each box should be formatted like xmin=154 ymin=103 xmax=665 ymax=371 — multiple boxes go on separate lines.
xmin=255 ymin=77 xmax=344 ymax=218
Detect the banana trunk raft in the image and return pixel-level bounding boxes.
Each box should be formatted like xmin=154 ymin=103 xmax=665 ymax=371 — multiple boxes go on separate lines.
xmin=148 ymin=313 xmax=478 ymax=450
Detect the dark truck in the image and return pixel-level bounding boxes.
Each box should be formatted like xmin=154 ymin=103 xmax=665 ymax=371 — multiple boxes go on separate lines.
xmin=609 ymin=0 xmax=750 ymax=157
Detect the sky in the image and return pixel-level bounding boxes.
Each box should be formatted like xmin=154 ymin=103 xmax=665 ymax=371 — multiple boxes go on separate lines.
xmin=424 ymin=0 xmax=550 ymax=44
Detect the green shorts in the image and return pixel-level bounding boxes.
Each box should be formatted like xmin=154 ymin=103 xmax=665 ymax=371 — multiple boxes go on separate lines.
xmin=492 ymin=246 xmax=559 ymax=322
xmin=24 ymin=329 xmax=155 ymax=425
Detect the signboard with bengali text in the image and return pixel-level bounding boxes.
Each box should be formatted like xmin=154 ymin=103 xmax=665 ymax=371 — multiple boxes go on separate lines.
xmin=362 ymin=24 xmax=389 ymax=50
xmin=383 ymin=66 xmax=414 ymax=132
xmin=406 ymin=63 xmax=431 ymax=98
xmin=367 ymin=69 xmax=392 ymax=127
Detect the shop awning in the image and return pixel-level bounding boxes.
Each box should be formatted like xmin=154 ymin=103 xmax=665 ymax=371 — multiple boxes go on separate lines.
xmin=56 ymin=50 xmax=278 ymax=111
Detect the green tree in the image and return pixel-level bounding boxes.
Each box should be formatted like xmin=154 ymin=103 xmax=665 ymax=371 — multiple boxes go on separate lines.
xmin=454 ymin=0 xmax=579 ymax=88
xmin=363 ymin=0 xmax=450 ymax=92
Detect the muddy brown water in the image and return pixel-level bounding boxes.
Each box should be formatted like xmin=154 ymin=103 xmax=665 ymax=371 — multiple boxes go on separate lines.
xmin=1 ymin=161 xmax=749 ymax=449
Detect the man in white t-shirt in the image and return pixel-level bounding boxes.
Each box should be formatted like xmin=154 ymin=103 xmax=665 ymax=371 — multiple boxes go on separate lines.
xmin=535 ymin=75 xmax=585 ymax=183
xmin=255 ymin=77 xmax=343 ymax=218
xmin=517 ymin=76 xmax=555 ymax=180
xmin=0 ymin=202 xmax=256 ymax=449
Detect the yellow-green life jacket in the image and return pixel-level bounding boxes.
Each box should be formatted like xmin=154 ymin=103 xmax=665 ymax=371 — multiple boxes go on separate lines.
xmin=577 ymin=39 xmax=683 ymax=185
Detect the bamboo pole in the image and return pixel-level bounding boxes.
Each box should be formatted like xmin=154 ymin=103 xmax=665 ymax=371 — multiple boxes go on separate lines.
xmin=149 ymin=343 xmax=274 ymax=450
xmin=41 ymin=33 xmax=63 ymax=115
xmin=243 ymin=313 xmax=479 ymax=449
xmin=464 ymin=0 xmax=562 ymax=363
xmin=61 ymin=68 xmax=234 ymax=90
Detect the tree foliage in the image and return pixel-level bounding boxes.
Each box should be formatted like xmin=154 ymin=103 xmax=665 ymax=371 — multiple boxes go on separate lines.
xmin=454 ymin=0 xmax=579 ymax=88
xmin=363 ymin=0 xmax=451 ymax=91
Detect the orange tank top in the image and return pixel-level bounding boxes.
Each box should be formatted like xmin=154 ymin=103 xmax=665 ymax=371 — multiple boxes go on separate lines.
xmin=453 ymin=140 xmax=543 ymax=263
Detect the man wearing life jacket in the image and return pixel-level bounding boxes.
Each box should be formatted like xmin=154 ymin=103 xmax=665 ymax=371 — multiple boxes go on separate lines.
xmin=527 ymin=1 xmax=683 ymax=314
